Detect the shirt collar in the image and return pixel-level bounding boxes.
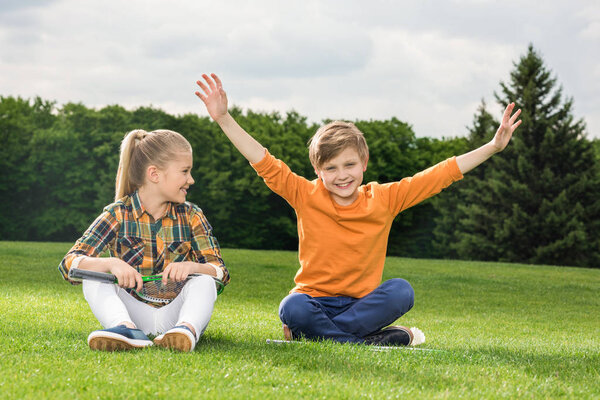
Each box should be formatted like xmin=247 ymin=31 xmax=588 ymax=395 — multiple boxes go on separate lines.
xmin=164 ymin=202 xmax=177 ymax=220
xmin=130 ymin=190 xmax=177 ymax=221
xmin=130 ymin=190 xmax=146 ymax=220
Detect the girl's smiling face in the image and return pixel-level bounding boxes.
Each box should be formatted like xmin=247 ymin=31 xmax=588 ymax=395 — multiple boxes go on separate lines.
xmin=315 ymin=147 xmax=368 ymax=206
xmin=158 ymin=152 xmax=195 ymax=204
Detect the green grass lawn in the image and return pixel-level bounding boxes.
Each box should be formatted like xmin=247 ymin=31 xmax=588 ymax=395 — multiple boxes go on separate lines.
xmin=0 ymin=241 xmax=598 ymax=399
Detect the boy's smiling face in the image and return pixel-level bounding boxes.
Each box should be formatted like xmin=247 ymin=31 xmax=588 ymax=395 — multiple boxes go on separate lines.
xmin=315 ymin=147 xmax=368 ymax=206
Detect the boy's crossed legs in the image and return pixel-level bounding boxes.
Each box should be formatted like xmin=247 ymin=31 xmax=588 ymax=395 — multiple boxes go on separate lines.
xmin=279 ymin=278 xmax=419 ymax=346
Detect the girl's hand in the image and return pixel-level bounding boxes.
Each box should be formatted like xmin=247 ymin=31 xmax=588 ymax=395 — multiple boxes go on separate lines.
xmin=160 ymin=261 xmax=196 ymax=285
xmin=196 ymin=73 xmax=228 ymax=123
xmin=108 ymin=259 xmax=143 ymax=291
xmin=491 ymin=102 xmax=522 ymax=153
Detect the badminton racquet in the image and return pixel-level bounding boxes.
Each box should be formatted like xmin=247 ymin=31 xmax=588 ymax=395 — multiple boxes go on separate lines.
xmin=68 ymin=268 xmax=224 ymax=305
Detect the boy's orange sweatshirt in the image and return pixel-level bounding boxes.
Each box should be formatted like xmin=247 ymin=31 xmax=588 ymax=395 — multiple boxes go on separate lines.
xmin=252 ymin=150 xmax=463 ymax=298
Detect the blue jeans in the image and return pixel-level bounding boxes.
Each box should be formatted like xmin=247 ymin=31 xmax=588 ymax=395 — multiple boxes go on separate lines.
xmin=278 ymin=278 xmax=414 ymax=343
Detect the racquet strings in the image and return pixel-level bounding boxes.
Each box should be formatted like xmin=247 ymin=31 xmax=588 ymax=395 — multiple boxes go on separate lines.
xmin=131 ymin=279 xmax=189 ymax=305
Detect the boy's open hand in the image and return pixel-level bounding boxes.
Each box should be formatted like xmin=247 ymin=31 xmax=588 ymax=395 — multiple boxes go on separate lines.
xmin=491 ymin=103 xmax=522 ymax=153
xmin=456 ymin=102 xmax=522 ymax=174
xmin=196 ymin=73 xmax=228 ymax=123
xmin=194 ymin=73 xmax=266 ymax=163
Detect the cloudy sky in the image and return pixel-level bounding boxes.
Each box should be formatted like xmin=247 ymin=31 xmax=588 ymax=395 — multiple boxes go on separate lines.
xmin=1 ymin=0 xmax=599 ymax=139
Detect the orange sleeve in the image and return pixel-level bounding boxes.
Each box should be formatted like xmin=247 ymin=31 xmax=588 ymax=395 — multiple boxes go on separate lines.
xmin=251 ymin=150 xmax=313 ymax=209
xmin=385 ymin=156 xmax=463 ymax=215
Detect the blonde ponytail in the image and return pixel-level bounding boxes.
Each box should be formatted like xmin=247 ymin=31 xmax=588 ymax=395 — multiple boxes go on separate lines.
xmin=115 ymin=129 xmax=146 ymax=200
xmin=114 ymin=129 xmax=192 ymax=201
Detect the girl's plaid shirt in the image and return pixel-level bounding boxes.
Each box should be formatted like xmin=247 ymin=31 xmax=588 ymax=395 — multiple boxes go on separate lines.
xmin=59 ymin=191 xmax=229 ymax=285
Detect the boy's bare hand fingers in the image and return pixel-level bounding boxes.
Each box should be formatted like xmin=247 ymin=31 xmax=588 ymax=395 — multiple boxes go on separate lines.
xmin=196 ymin=80 xmax=210 ymax=95
xmin=512 ymin=119 xmax=522 ymax=131
xmin=211 ymin=73 xmax=223 ymax=89
xmin=219 ymin=88 xmax=228 ymax=101
xmin=204 ymin=73 xmax=217 ymax=91
xmin=195 ymin=91 xmax=207 ymax=102
xmin=509 ymin=108 xmax=521 ymax=124
xmin=503 ymin=103 xmax=515 ymax=121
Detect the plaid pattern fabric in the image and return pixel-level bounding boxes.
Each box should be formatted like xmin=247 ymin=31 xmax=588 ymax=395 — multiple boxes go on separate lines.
xmin=59 ymin=191 xmax=229 ymax=287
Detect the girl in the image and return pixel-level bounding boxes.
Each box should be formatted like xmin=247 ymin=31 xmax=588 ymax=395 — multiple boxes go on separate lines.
xmin=59 ymin=129 xmax=229 ymax=352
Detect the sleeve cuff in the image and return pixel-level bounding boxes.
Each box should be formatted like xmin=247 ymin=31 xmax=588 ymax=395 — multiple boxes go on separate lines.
xmin=206 ymin=263 xmax=224 ymax=280
xmin=71 ymin=255 xmax=90 ymax=270
xmin=448 ymin=156 xmax=464 ymax=181
xmin=250 ymin=149 xmax=271 ymax=172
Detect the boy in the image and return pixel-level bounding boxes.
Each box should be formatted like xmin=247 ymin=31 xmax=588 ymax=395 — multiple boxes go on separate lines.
xmin=195 ymin=73 xmax=521 ymax=346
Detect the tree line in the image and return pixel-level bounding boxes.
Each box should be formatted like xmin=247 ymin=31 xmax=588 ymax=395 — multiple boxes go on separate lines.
xmin=1 ymin=45 xmax=598 ymax=268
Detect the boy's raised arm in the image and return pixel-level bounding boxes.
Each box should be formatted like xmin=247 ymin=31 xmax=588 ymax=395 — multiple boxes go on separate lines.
xmin=195 ymin=73 xmax=266 ymax=164
xmin=455 ymin=102 xmax=522 ymax=174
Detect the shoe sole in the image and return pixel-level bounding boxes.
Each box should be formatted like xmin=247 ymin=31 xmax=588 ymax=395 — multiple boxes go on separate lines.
xmin=154 ymin=331 xmax=194 ymax=352
xmin=88 ymin=332 xmax=153 ymax=351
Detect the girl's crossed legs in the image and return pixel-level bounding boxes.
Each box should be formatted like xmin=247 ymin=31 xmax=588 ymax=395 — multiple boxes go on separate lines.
xmin=83 ymin=274 xmax=216 ymax=344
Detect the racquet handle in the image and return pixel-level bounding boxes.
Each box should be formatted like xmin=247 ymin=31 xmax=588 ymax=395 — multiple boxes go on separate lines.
xmin=68 ymin=268 xmax=116 ymax=284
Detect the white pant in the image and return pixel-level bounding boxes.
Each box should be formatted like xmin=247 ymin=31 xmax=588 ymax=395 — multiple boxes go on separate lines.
xmin=82 ymin=275 xmax=217 ymax=341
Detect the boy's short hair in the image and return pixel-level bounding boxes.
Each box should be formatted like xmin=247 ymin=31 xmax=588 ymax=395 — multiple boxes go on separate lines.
xmin=308 ymin=121 xmax=369 ymax=168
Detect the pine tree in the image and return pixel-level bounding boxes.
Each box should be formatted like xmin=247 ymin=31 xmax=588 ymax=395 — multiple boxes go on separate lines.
xmin=447 ymin=45 xmax=600 ymax=267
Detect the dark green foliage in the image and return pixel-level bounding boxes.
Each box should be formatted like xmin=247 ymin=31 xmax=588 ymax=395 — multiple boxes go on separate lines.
xmin=435 ymin=45 xmax=600 ymax=268
xmin=0 ymin=96 xmax=56 ymax=240
xmin=593 ymin=139 xmax=600 ymax=162
xmin=0 ymin=99 xmax=467 ymax=258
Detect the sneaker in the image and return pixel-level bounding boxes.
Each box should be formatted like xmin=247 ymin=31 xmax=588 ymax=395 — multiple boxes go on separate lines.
xmin=87 ymin=325 xmax=153 ymax=351
xmin=363 ymin=326 xmax=416 ymax=347
xmin=154 ymin=325 xmax=196 ymax=352
xmin=282 ymin=324 xmax=299 ymax=341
